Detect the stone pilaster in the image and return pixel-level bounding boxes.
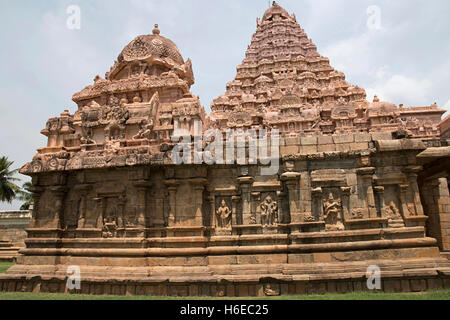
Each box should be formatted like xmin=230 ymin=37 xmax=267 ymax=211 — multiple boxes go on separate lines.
xmin=49 ymin=186 xmax=68 ymax=229
xmin=207 ymin=190 xmax=215 ymax=228
xmin=399 ymin=184 xmax=410 ymax=218
xmin=373 ymin=186 xmax=386 ymax=218
xmin=404 ymin=166 xmax=425 ymax=216
xmin=74 ymin=184 xmax=92 ymax=229
xmin=311 ymin=187 xmax=323 ymax=221
xmin=281 ymin=172 xmax=301 ymax=222
xmin=189 ymin=178 xmax=208 ymax=226
xmin=28 ymin=186 xmax=44 ymax=228
xmin=251 ymin=192 xmax=261 ymax=225
xmin=340 ymin=187 xmax=351 ymax=220
xmin=237 ymin=177 xmax=254 ymax=225
xmin=277 ymin=191 xmax=287 ymax=223
xmin=94 ymin=197 xmax=106 ymax=229
xmin=421 ymin=177 xmax=450 ymax=251
xmin=232 ymin=196 xmax=241 ymax=226
xmin=165 ymin=180 xmax=180 ymax=227
xmin=356 ymin=167 xmax=377 ymax=218
xmin=133 ymin=181 xmax=153 ymax=228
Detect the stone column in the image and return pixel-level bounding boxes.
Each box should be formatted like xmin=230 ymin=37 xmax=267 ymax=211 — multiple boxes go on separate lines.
xmin=399 ymin=184 xmax=410 ymax=218
xmin=117 ymin=195 xmax=126 ymax=228
xmin=356 ymin=167 xmax=377 ymax=218
xmin=374 ymin=186 xmax=386 ymax=218
xmin=251 ymin=192 xmax=261 ymax=225
xmin=232 ymin=196 xmax=241 ymax=226
xmin=28 ymin=186 xmax=44 ymax=228
xmin=189 ymin=178 xmax=208 ymax=226
xmin=74 ymin=184 xmax=92 ymax=229
xmin=404 ymin=166 xmax=424 ymax=216
xmin=277 ymin=191 xmax=287 ymax=223
xmin=165 ymin=180 xmax=180 ymax=227
xmin=133 ymin=181 xmax=153 ymax=228
xmin=207 ymin=189 xmax=215 ymax=228
xmin=94 ymin=197 xmax=106 ymax=229
xmin=340 ymin=187 xmax=351 ymax=221
xmin=49 ymin=186 xmax=68 ymax=229
xmin=237 ymin=177 xmax=254 ymax=225
xmin=281 ymin=172 xmax=301 ymax=222
xmin=311 ymin=187 xmax=323 ymax=220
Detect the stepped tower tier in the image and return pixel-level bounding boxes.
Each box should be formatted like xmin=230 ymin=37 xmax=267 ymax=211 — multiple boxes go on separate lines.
xmin=21 ymin=24 xmax=206 ymax=175
xmin=209 ymin=2 xmax=445 ymax=137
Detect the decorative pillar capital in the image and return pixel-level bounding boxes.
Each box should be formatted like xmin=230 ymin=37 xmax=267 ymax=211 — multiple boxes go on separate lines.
xmin=403 ymin=166 xmax=423 ymax=175
xmin=189 ymin=178 xmax=208 ymax=191
xmin=165 ymin=180 xmax=180 ymax=191
xmin=356 ymin=167 xmax=376 ymax=176
xmin=237 ymin=176 xmax=254 ymax=185
xmin=400 ymin=184 xmax=409 ymax=192
xmin=133 ymin=180 xmax=153 ymax=190
xmin=232 ymin=195 xmax=241 ymax=202
xmin=340 ymin=187 xmax=351 ymax=195
xmin=312 ymin=187 xmax=323 ymax=196
xmin=49 ymin=185 xmax=68 ymax=195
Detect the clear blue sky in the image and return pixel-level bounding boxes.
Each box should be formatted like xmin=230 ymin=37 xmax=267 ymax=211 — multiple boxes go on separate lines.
xmin=1 ymin=0 xmax=449 ymax=210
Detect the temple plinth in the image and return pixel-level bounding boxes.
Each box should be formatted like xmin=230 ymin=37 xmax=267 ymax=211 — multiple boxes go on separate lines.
xmin=1 ymin=3 xmax=449 ymax=296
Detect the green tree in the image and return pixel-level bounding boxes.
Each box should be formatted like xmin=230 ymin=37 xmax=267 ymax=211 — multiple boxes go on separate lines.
xmin=17 ymin=181 xmax=33 ymax=210
xmin=0 ymin=156 xmax=21 ymax=203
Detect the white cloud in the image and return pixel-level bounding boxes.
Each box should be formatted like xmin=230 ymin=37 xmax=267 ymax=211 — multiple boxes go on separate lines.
xmin=444 ymin=100 xmax=450 ymax=111
xmin=366 ymin=75 xmax=433 ymax=106
xmin=323 ymin=32 xmax=373 ymax=73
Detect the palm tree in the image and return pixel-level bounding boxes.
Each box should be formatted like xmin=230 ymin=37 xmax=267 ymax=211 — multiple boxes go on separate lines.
xmin=17 ymin=181 xmax=34 ymax=210
xmin=0 ymin=156 xmax=21 ymax=203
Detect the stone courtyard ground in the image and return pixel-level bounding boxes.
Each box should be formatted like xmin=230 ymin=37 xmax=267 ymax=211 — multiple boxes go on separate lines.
xmin=1 ymin=262 xmax=449 ymax=300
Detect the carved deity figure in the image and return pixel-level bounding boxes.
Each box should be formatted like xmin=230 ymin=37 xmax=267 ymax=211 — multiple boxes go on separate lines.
xmin=133 ymin=119 xmax=154 ymax=140
xmin=408 ymin=203 xmax=417 ymax=216
xmin=102 ymin=218 xmax=117 ymax=238
xmin=323 ymin=193 xmax=344 ymax=231
xmin=216 ymin=199 xmax=232 ymax=229
xmin=80 ymin=127 xmax=95 ymax=145
xmin=260 ymin=196 xmax=278 ymax=226
xmin=385 ymin=201 xmax=401 ymax=220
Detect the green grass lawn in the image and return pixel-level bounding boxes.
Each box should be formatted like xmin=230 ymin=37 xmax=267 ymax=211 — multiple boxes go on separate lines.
xmin=1 ymin=263 xmax=449 ymax=300
xmin=0 ymin=262 xmax=14 ymax=274
xmin=0 ymin=289 xmax=449 ymax=300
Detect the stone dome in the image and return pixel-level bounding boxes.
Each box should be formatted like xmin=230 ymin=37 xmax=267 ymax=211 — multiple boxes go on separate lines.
xmin=262 ymin=2 xmax=291 ymax=22
xmin=366 ymin=96 xmax=398 ymax=117
xmin=118 ymin=24 xmax=184 ymax=66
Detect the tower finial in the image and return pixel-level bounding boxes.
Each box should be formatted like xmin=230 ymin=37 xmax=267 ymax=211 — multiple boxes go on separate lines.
xmin=152 ymin=24 xmax=160 ymax=35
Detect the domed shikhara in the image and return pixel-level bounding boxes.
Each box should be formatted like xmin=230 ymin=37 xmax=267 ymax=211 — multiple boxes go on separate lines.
xmin=72 ymin=24 xmax=195 ymax=104
xmin=208 ymin=2 xmax=445 ymax=137
xmin=108 ymin=24 xmax=192 ymax=83
xmin=23 ymin=23 xmax=206 ymax=175
xmin=262 ymin=1 xmax=292 ymax=22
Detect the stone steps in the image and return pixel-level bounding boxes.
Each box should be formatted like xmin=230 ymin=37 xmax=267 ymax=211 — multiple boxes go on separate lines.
xmin=0 ymin=246 xmax=20 ymax=262
xmin=441 ymin=252 xmax=450 ymax=260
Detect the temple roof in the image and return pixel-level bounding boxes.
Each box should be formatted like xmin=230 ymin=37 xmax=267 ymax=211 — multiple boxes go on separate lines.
xmin=117 ymin=24 xmax=184 ymax=66
xmin=262 ymin=2 xmax=292 ymax=22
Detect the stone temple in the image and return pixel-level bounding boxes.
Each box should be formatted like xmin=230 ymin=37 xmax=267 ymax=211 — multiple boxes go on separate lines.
xmin=1 ymin=3 xmax=450 ymax=296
